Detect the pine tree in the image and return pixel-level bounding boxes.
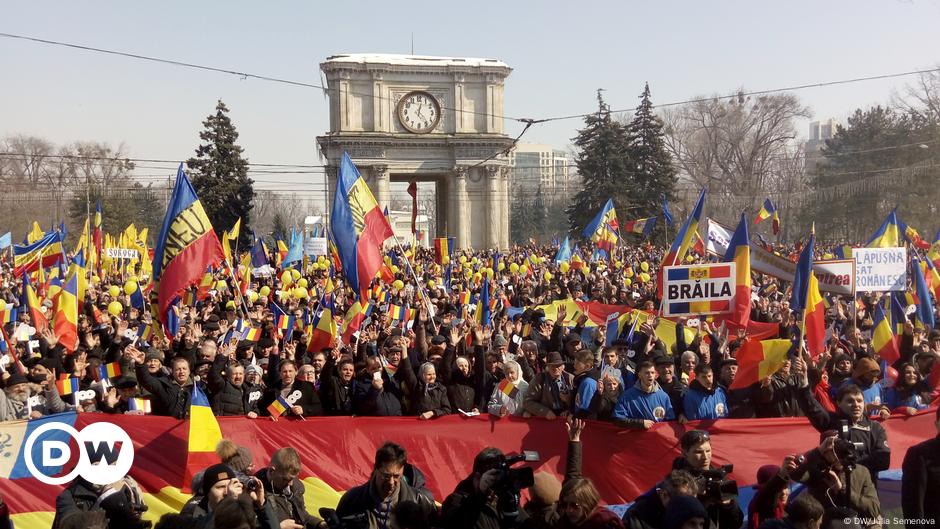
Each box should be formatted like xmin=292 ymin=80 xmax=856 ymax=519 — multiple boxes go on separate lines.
xmin=566 ymin=92 xmax=635 ymax=237
xmin=625 ymin=83 xmax=678 ymax=243
xmin=186 ymin=100 xmax=254 ymax=248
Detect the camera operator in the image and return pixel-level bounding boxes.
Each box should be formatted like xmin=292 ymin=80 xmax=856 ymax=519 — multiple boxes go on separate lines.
xmin=52 ymin=475 xmax=151 ymax=529
xmin=793 ymin=355 xmax=890 ymax=478
xmin=335 ymin=442 xmax=436 ymax=529
xmin=254 ymin=447 xmax=327 ymax=528
xmin=441 ymin=447 xmax=532 ymax=529
xmin=622 ymin=470 xmax=698 ymax=529
xmin=669 ymin=430 xmax=744 ymax=529
xmin=789 ymin=433 xmax=880 ymax=522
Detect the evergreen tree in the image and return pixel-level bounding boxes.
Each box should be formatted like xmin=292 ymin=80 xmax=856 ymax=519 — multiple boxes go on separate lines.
xmin=625 ymin=83 xmax=677 ymax=244
xmin=566 ymin=92 xmax=636 ymax=237
xmin=186 ymin=100 xmax=254 ymax=248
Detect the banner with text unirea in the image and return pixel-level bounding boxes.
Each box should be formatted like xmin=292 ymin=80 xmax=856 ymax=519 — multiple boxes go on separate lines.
xmin=1 ymin=410 xmax=933 ymax=528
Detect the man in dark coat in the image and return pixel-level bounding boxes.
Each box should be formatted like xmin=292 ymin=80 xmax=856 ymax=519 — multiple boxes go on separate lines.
xmin=254 ymin=447 xmax=326 ymax=528
xmin=259 ymin=359 xmax=323 ymax=417
xmin=622 ymin=470 xmax=698 ymax=529
xmin=131 ymin=347 xmax=193 ymax=419
xmin=208 ymin=353 xmax=259 ymax=417
xmin=902 ymin=406 xmax=940 ymax=523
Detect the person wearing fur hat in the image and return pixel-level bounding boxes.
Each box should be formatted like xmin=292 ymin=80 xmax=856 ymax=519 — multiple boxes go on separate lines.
xmin=1 ymin=368 xmax=70 ymax=421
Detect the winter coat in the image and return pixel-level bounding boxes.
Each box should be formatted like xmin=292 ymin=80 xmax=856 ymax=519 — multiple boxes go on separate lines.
xmin=524 ymin=371 xmax=575 ymax=417
xmin=135 ymin=362 xmax=193 ymax=419
xmin=612 ymin=381 xmax=675 ymax=428
xmin=319 ymin=375 xmax=356 ymax=416
xmin=336 ymin=477 xmax=437 ymax=529
xmin=0 ymin=384 xmax=70 ymax=422
xmin=622 ymin=489 xmax=665 ymax=529
xmin=682 ymin=380 xmax=729 ymax=420
xmin=352 ymin=369 xmax=406 ymax=417
xmin=902 ymin=434 xmax=940 ymax=522
xmin=207 ymin=356 xmax=260 ymax=416
xmin=670 ymin=457 xmax=744 ymax=529
xmin=486 ymin=378 xmax=529 ymax=417
xmin=259 ymin=379 xmax=323 ymax=417
xmin=755 ymin=374 xmax=803 ymax=418
xmin=255 ymin=467 xmax=323 ymax=528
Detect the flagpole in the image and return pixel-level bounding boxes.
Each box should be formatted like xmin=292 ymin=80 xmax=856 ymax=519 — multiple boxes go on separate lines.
xmin=390 ymin=233 xmax=439 ymax=336
xmin=221 ymin=257 xmax=252 ymax=320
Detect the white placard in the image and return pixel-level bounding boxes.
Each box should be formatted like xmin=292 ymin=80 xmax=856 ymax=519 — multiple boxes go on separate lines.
xmin=105 ymin=248 xmax=139 ymax=259
xmin=854 ymin=247 xmax=907 ymax=292
xmin=663 ymin=263 xmax=736 ymax=317
xmin=304 ymin=237 xmax=328 ymax=257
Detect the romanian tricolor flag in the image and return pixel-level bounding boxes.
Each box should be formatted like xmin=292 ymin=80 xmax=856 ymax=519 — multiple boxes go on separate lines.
xmin=912 ymin=255 xmax=936 ymax=330
xmin=497 ymin=378 xmax=519 ymax=399
xmin=665 ymin=265 xmax=733 ymax=316
xmin=183 ymin=385 xmax=222 ymax=492
xmin=621 ymin=216 xmax=657 ymax=237
xmin=790 ymin=231 xmax=826 ymax=357
xmin=240 ymin=327 xmax=261 ymax=342
xmin=754 ymin=199 xmax=780 ymax=235
xmin=138 ymin=322 xmax=154 ymax=343
xmin=128 ymin=397 xmax=151 ymax=414
xmin=582 ymin=199 xmax=619 ymax=253
xmin=20 ymin=275 xmax=47 ymax=334
xmin=267 ymin=395 xmax=291 ymax=420
xmin=570 ymin=252 xmax=585 ymax=270
xmin=867 ymin=208 xmax=903 ymax=248
xmin=52 ymin=273 xmax=79 ymax=352
xmin=96 ymin=362 xmax=122 ymax=381
xmin=13 ymin=230 xmax=65 ymax=277
xmin=475 ymin=277 xmax=492 ymax=326
xmin=659 ymin=189 xmax=706 ymax=294
xmin=152 ymin=165 xmax=225 ymax=334
xmin=272 ymin=303 xmax=296 ymax=341
xmin=330 ymin=152 xmax=395 ymax=300
xmin=55 ymin=378 xmax=80 ymax=396
xmin=434 ymin=237 xmax=457 ymax=266
xmin=722 ymin=213 xmax=751 ymax=328
xmin=0 ymin=303 xmax=17 ymax=325
xmin=341 ymin=300 xmax=368 ymax=344
xmin=276 ymin=238 xmax=289 ymax=266
xmin=871 ymin=303 xmax=900 ymax=364
xmin=307 ymin=296 xmax=336 ymax=353
xmin=730 ymin=338 xmax=793 ymax=389
xmin=920 ymin=257 xmax=940 ymax=303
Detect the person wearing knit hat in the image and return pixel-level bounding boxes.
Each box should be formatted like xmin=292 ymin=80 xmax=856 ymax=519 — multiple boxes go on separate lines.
xmin=746 ymin=458 xmax=799 ymax=529
xmin=524 ymin=471 xmax=562 ymax=524
xmin=662 ymin=495 xmax=708 ymax=529
xmin=844 ymin=356 xmax=889 ymax=420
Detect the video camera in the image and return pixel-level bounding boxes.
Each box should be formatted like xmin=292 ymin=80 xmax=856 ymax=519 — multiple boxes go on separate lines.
xmin=697 ymin=464 xmax=738 ymax=505
xmin=834 ymin=420 xmax=861 ymax=470
xmin=492 ymin=450 xmax=540 ymax=520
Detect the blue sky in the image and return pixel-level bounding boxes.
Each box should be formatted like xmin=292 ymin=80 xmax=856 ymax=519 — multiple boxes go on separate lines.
xmin=2 ymin=0 xmax=938 ymax=195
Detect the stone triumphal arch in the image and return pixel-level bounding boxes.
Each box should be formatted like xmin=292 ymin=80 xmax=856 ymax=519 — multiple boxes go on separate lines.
xmin=316 ymin=54 xmax=514 ymax=249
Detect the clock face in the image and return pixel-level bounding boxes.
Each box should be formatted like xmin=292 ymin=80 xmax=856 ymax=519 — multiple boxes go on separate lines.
xmin=397 ymin=91 xmax=441 ymax=133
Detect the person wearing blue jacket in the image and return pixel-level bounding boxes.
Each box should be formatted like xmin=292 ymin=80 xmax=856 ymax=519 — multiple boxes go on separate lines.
xmin=612 ymin=361 xmax=675 ymax=430
xmin=840 ymin=356 xmax=889 ymax=420
xmin=681 ymin=364 xmax=728 ymax=420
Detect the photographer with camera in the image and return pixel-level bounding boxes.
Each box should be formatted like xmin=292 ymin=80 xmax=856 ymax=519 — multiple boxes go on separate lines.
xmin=335 ymin=442 xmax=436 ymax=529
xmin=669 ymin=430 xmax=744 ymax=529
xmin=622 ymin=470 xmax=699 ymax=529
xmin=52 ymin=475 xmax=151 ymax=529
xmin=789 ymin=432 xmax=880 ymax=523
xmin=441 ymin=446 xmax=535 ymax=529
xmin=254 ymin=447 xmax=327 ymax=529
xmin=180 ymin=463 xmax=279 ymax=528
xmin=793 ymin=355 xmax=891 ymax=478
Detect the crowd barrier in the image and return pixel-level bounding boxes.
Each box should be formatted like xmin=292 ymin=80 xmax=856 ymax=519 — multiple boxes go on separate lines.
xmin=0 ymin=408 xmax=935 ymax=527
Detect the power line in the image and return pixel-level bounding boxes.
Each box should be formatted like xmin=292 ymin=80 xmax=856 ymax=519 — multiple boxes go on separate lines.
xmin=2 ymin=32 xmax=939 ymax=128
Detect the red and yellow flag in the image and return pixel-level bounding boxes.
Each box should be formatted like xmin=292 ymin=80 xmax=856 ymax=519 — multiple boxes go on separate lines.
xmin=730 ymin=338 xmax=793 ymax=389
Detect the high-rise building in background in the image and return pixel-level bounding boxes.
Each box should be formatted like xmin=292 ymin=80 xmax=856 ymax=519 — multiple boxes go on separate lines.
xmin=804 ymin=118 xmax=837 ymax=174
xmin=509 ymin=143 xmax=577 ymax=192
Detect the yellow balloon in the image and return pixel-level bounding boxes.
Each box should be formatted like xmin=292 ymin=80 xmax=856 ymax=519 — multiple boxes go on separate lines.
xmin=459 ymin=255 xmax=468 ymax=264
xmin=226 ymin=300 xmax=237 ymax=309
xmin=297 ymin=278 xmax=308 ymax=289
xmin=519 ymin=265 xmax=529 ymax=275
xmin=215 ymin=280 xmax=227 ymax=291
xmin=123 ymin=281 xmax=137 ymax=296
xmin=560 ymin=261 xmax=570 ymax=273
xmin=641 ymin=261 xmax=649 ymax=272
xmin=317 ymin=255 xmax=326 ymax=264
xmin=91 ymin=275 xmax=100 ymax=284
xmin=639 ymin=272 xmax=650 ymax=283
xmin=259 ymin=286 xmax=271 ymax=297
xmin=624 ymin=277 xmax=632 ymax=286
xmin=293 ymin=287 xmax=308 ymax=299
xmin=614 ymin=260 xmax=623 ymax=269
xmin=281 ymin=271 xmax=293 ymax=285
xmin=392 ymin=279 xmax=405 ymax=290
xmin=596 ymin=264 xmax=606 ymax=271
xmin=486 ymin=268 xmax=494 ymax=280
xmin=248 ymin=291 xmax=259 ymax=303
xmin=544 ymin=271 xmax=553 ymax=281
xmin=686 ymin=254 xmax=695 ymax=262
xmin=108 ymin=285 xmax=120 ymax=298
xmin=509 ymin=263 xmax=519 ymax=274
xmin=428 ymin=280 xmax=436 ymax=289
xmin=464 ymin=268 xmax=472 ymax=278
xmin=391 ymin=265 xmax=400 ymax=274
xmin=625 ymin=267 xmax=634 ymax=278
xmin=107 ymin=301 xmax=123 ymax=317
xmin=498 ymin=262 xmax=506 ymax=271
xmin=291 ymin=269 xmax=301 ymax=281
xmin=473 ymin=272 xmax=483 ymax=283
xmin=823 ymin=253 xmax=834 ymax=260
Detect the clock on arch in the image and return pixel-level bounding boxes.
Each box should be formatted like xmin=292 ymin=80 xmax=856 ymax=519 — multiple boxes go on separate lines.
xmin=397 ymin=90 xmax=441 ymax=134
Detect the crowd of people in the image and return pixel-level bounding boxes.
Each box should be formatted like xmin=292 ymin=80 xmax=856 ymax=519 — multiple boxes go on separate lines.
xmin=0 ymin=239 xmax=938 ymax=529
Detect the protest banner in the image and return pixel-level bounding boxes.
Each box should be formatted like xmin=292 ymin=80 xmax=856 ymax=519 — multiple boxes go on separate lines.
xmin=304 ymin=237 xmax=328 ymax=256
xmin=854 ymin=247 xmax=907 ymax=292
xmin=663 ymin=263 xmax=736 ymax=317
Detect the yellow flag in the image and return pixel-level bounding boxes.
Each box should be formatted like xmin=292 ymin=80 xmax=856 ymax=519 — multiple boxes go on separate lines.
xmin=28 ymin=222 xmax=45 ymax=243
